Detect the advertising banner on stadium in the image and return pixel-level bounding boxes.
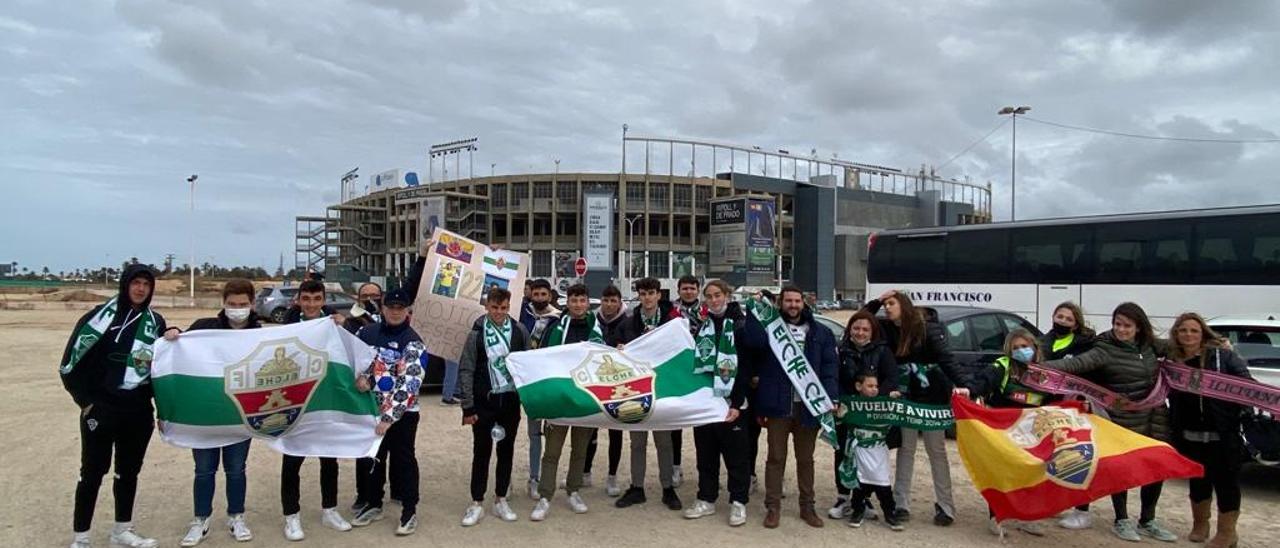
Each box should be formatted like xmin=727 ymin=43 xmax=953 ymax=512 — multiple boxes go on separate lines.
xmin=583 ymin=191 xmax=613 ymax=271
xmin=746 ymin=198 xmax=776 ymax=274
xmin=412 ymin=228 xmax=529 ymax=362
xmin=417 ymin=196 xmax=446 ymax=255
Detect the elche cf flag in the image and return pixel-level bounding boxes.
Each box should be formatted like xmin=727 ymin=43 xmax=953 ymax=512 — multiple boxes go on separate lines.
xmin=507 ymin=318 xmax=729 ymax=429
xmin=151 ymin=319 xmax=381 ymax=458
xmin=952 ymin=395 xmax=1203 ymax=522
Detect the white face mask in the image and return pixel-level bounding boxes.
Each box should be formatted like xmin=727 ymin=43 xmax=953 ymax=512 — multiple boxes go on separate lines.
xmin=225 ymin=308 xmax=252 ymax=322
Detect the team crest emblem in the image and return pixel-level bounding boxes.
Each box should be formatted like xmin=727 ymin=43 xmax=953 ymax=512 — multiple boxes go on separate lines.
xmin=571 ymin=351 xmax=656 ymax=424
xmin=1005 ymin=407 xmax=1098 ymax=489
xmin=225 ymin=338 xmax=328 ymax=438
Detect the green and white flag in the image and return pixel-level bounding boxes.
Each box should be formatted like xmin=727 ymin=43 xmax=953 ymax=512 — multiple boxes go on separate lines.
xmin=743 ymin=298 xmax=839 ymax=448
xmin=151 ymin=319 xmax=381 ymax=458
xmin=508 ymin=318 xmax=728 ymax=430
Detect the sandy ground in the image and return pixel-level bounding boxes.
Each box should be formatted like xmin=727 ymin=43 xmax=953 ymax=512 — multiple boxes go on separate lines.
xmin=4 ymin=308 xmax=1278 ymax=548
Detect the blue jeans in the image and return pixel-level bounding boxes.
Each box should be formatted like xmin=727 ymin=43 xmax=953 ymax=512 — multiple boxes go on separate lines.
xmin=443 ymin=359 xmax=460 ymax=401
xmin=193 ymin=440 xmax=251 ymax=518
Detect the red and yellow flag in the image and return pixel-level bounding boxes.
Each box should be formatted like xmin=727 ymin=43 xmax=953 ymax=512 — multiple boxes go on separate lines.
xmin=952 ymin=395 xmax=1202 ymax=521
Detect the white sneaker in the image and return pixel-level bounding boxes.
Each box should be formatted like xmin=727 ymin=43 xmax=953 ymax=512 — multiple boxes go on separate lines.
xmin=683 ymin=500 xmax=716 ymax=520
xmin=395 ymin=515 xmax=417 ymax=536
xmin=729 ymin=502 xmax=747 ymax=527
xmin=582 ymin=472 xmax=594 ymax=487
xmin=462 ymin=503 xmax=485 ymax=527
xmin=1014 ymin=519 xmax=1046 ymax=536
xmin=493 ymin=499 xmax=518 ymax=522
xmin=606 ymin=475 xmax=621 ymax=497
xmin=321 ymin=508 xmax=352 ymax=532
xmin=567 ymin=492 xmax=589 ymax=514
xmin=71 ymin=532 xmax=92 ymax=548
xmin=110 ymin=525 xmax=158 ymax=548
xmin=828 ymin=496 xmax=850 ymax=519
xmin=227 ymin=514 xmax=252 ymax=542
xmin=1058 ymin=508 xmax=1093 ymax=530
xmin=528 ymin=479 xmax=541 ymax=501
xmin=530 ymin=498 xmax=551 ymax=521
xmin=351 ymin=505 xmax=383 ymax=527
xmin=671 ymin=465 xmax=684 ymax=487
xmin=283 ymin=514 xmax=304 ymax=541
xmin=180 ymin=517 xmax=210 ymax=546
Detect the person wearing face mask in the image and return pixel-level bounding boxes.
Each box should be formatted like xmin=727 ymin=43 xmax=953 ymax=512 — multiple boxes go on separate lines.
xmin=343 ymin=282 xmax=384 ymax=335
xmin=1042 ymin=302 xmax=1175 ymax=543
xmin=968 ymin=328 xmax=1053 ymax=538
xmin=1167 ymin=313 xmax=1251 ymax=548
xmin=746 ymin=286 xmax=839 ymax=529
xmin=1037 ymin=301 xmax=1097 ymax=530
xmin=860 ymin=290 xmax=968 ymax=527
xmin=582 ymin=285 xmax=629 ymax=497
xmin=682 ymin=280 xmax=755 ymax=527
xmin=161 ymin=279 xmax=261 ymax=546
xmin=62 ymin=264 xmax=168 ymax=548
xmin=828 ymin=310 xmax=897 ymax=521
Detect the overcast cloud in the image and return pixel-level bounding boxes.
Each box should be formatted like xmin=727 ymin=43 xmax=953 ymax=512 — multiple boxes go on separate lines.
xmin=3 ymin=0 xmax=1278 ymax=272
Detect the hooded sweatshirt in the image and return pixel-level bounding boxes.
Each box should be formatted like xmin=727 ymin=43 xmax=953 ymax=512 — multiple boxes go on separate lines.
xmin=59 ymin=264 xmax=167 ymax=412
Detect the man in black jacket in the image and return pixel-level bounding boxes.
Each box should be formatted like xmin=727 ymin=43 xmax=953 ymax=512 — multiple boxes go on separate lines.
xmin=582 ymin=285 xmax=629 ymax=497
xmin=458 ymin=288 xmax=530 ymax=526
xmin=342 ymin=282 xmax=383 ymax=334
xmin=61 ymin=264 xmax=167 ymax=548
xmin=614 ymin=278 xmax=682 ymax=511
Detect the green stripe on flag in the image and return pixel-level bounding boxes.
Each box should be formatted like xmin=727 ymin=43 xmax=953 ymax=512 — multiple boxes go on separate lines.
xmin=518 ymin=349 xmax=704 ymax=420
xmin=154 ymin=362 xmax=377 ymax=425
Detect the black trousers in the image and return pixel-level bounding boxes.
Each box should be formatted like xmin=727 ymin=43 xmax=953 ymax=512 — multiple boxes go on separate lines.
xmin=851 ymin=483 xmax=896 ymax=516
xmin=746 ymin=405 xmax=762 ymax=478
xmin=693 ymin=414 xmax=751 ymax=505
xmin=281 ymin=455 xmax=338 ymax=515
xmin=470 ymin=404 xmax=521 ymax=502
xmin=584 ymin=429 xmax=623 ymax=476
xmin=73 ymin=405 xmax=154 ymax=532
xmin=1177 ymin=438 xmax=1242 ymax=513
xmin=672 ymin=428 xmax=683 ymax=466
xmin=1112 ymin=482 xmax=1164 ymax=522
xmin=357 ymin=412 xmax=420 ymax=517
xmin=833 ymin=424 xmax=850 ymax=496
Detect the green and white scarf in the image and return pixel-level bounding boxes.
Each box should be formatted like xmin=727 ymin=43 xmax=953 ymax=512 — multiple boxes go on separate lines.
xmin=694 ymin=309 xmax=737 ymax=398
xmin=483 ymin=317 xmax=515 ymax=394
xmin=60 ymin=296 xmax=158 ymax=390
xmin=542 ymin=313 xmax=605 ymax=347
xmin=743 ymin=298 xmax=838 ymax=448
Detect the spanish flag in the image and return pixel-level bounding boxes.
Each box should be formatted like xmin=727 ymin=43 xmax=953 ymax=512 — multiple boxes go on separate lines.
xmin=952 ymin=395 xmax=1203 ymax=521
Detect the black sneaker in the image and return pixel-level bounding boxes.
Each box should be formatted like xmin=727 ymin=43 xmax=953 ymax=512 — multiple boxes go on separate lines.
xmin=351 ymin=499 xmax=367 ymax=513
xmin=892 ymin=508 xmax=911 ymax=522
xmin=661 ymin=488 xmax=682 ymax=511
xmin=933 ymin=504 xmax=953 ymax=527
xmin=885 ymin=514 xmax=905 ymax=531
xmin=615 ymin=486 xmax=646 ymax=508
xmin=847 ymin=506 xmax=865 ymax=528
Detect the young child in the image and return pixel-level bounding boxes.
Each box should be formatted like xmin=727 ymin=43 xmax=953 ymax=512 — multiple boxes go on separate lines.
xmin=843 ymin=369 xmax=904 ymax=531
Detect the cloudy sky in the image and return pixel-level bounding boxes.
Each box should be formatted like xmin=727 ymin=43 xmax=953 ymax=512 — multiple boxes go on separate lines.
xmin=3 ymin=0 xmax=1278 ymax=273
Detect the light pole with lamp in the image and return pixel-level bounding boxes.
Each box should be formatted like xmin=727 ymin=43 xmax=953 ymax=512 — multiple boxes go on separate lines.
xmin=623 ymin=214 xmax=641 ymax=279
xmin=997 ymin=106 xmax=1030 ymax=221
xmin=186 ymin=174 xmax=198 ymax=305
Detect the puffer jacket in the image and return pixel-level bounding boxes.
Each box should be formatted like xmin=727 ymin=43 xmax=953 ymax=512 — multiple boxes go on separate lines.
xmin=1042 ymin=330 xmax=1171 ymax=441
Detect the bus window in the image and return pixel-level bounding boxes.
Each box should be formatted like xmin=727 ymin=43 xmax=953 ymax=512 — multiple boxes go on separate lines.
xmin=1010 ymin=227 xmax=1091 ymax=283
xmin=1093 ymin=221 xmax=1190 ymax=284
xmin=1195 ymin=214 xmax=1280 ymax=284
xmin=948 ymin=229 xmax=1009 ymax=282
xmin=893 ymin=235 xmax=945 ymax=283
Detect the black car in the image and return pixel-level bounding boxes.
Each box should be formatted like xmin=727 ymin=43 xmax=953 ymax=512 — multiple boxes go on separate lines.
xmin=925 ymin=305 xmax=1042 ymax=374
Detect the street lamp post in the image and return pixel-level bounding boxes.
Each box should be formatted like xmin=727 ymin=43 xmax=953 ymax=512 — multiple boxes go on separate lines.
xmin=186 ymin=174 xmax=198 ymax=306
xmin=997 ymin=106 xmax=1030 ymax=221
xmin=623 ymin=214 xmax=641 ymax=279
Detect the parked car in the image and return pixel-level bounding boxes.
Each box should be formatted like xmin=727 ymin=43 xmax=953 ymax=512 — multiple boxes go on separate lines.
xmin=254 ymin=287 xmax=357 ymax=323
xmin=1207 ymin=315 xmax=1280 ymax=388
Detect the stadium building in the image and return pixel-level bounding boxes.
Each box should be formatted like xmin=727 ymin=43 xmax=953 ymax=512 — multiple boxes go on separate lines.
xmin=298 ymin=135 xmax=992 ymax=300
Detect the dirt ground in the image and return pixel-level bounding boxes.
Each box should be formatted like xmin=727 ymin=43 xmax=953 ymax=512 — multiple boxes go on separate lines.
xmin=4 ymin=308 xmax=1277 ymax=547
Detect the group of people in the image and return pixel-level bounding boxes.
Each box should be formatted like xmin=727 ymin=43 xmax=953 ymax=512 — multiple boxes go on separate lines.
xmin=59 ymin=267 xmax=1254 ymax=548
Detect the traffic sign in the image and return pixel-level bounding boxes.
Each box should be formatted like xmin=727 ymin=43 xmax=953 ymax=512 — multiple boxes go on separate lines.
xmin=574 ymin=257 xmax=588 ymax=277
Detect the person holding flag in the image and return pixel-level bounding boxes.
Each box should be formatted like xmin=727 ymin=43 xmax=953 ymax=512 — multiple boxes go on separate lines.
xmin=582 ymin=285 xmax=630 ymax=497
xmin=681 ymin=279 xmax=754 ymax=527
xmin=529 ymin=284 xmax=601 ymax=522
xmin=458 ymin=287 xmax=530 ymax=527
xmin=61 ymin=264 xmax=167 ymax=548
xmin=521 ymin=278 xmax=561 ymax=498
xmin=745 ymin=286 xmax=839 ymax=529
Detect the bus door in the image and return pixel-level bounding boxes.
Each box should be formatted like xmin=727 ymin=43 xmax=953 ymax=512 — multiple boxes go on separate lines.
xmin=1037 ymin=284 xmax=1081 ymax=331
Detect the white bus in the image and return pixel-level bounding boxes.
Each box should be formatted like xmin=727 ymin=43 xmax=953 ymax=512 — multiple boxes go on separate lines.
xmin=865 ymin=204 xmax=1280 ymax=334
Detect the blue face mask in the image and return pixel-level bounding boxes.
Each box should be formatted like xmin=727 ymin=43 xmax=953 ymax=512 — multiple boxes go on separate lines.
xmin=1012 ymin=347 xmax=1036 ymax=363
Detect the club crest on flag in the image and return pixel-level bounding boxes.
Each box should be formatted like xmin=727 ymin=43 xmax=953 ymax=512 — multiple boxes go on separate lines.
xmin=1005 ymin=407 xmax=1098 ymax=489
xmin=224 ymin=338 xmax=329 ymax=438
xmin=571 ymin=351 xmax=656 ymax=424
